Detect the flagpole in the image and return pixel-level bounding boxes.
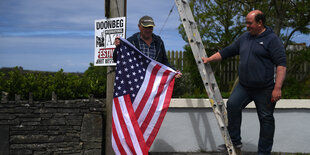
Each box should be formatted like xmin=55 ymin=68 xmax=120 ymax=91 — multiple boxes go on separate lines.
xmin=105 ymin=0 xmax=127 ymax=154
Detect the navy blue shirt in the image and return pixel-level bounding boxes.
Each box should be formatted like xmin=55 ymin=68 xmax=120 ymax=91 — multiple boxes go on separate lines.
xmin=219 ymin=26 xmax=286 ymax=89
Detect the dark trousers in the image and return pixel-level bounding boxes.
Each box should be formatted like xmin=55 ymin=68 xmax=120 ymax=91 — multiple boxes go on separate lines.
xmin=227 ymin=82 xmax=276 ymax=155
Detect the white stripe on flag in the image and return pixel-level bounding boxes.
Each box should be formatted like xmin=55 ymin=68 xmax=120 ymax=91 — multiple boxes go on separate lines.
xmin=112 ymin=102 xmax=132 ymax=155
xmin=112 ymin=134 xmax=122 ymax=155
xmin=137 ymin=64 xmax=164 ymax=126
xmin=117 ymin=96 xmax=144 ymax=155
xmin=143 ymin=71 xmax=175 ymax=141
xmin=132 ymin=61 xmax=157 ymax=111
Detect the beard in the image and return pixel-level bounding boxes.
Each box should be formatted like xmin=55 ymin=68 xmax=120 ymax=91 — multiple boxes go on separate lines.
xmin=141 ymin=32 xmax=152 ymax=40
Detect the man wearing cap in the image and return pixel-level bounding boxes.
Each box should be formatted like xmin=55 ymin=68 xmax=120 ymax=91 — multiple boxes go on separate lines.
xmin=114 ymin=15 xmax=182 ymax=78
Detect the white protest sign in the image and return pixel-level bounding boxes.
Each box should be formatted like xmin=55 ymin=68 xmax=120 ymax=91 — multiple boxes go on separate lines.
xmin=94 ymin=17 xmax=126 ymax=66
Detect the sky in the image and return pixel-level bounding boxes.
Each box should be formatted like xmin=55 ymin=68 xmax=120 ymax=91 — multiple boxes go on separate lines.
xmin=0 ymin=0 xmax=186 ymax=72
xmin=0 ymin=0 xmax=309 ymax=73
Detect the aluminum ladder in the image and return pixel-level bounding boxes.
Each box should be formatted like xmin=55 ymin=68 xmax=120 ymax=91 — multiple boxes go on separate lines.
xmin=174 ymin=0 xmax=237 ymax=154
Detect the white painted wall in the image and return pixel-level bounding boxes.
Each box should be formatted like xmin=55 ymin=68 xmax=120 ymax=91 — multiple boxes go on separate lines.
xmin=149 ymin=99 xmax=310 ymax=153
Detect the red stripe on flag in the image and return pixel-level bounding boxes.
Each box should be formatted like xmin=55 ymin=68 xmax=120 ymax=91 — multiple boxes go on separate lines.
xmin=135 ymin=64 xmax=161 ymax=119
xmin=113 ymin=97 xmax=136 ymax=154
xmin=112 ymin=118 xmax=126 ymax=155
xmin=140 ymin=70 xmax=171 ymax=134
xmin=123 ymin=94 xmax=149 ymax=155
xmin=146 ymin=77 xmax=175 ymax=146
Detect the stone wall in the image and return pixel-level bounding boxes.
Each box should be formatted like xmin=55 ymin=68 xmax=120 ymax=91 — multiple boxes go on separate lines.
xmin=0 ymin=96 xmax=105 ymax=155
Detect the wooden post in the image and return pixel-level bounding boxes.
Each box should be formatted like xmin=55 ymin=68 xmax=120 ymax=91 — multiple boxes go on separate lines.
xmin=105 ymin=67 xmax=115 ymax=155
xmin=105 ymin=0 xmax=127 ymax=154
xmin=176 ymin=50 xmax=179 ymax=69
xmin=29 ymin=92 xmax=33 ymax=104
xmin=167 ymin=50 xmax=171 ymax=64
xmin=52 ymin=91 xmax=57 ymax=103
xmin=171 ymin=50 xmax=175 ymax=67
xmin=180 ymin=51 xmax=183 ymax=71
xmin=15 ymin=94 xmax=21 ymax=102
xmin=1 ymin=91 xmax=8 ymax=103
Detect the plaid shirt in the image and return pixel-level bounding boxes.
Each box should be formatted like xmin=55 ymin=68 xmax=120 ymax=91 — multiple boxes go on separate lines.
xmin=137 ymin=33 xmax=156 ymax=60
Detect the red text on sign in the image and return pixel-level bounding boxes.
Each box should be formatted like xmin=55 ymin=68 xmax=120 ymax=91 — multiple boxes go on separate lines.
xmin=98 ymin=48 xmax=114 ymax=59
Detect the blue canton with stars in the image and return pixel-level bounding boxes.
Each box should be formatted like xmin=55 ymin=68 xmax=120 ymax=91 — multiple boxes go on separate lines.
xmin=114 ymin=41 xmax=151 ymax=102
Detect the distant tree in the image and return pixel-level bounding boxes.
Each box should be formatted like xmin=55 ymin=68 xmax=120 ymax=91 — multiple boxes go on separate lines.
xmin=84 ymin=63 xmax=107 ymax=98
xmin=0 ymin=64 xmax=108 ymax=100
xmin=240 ymin=0 xmax=310 ymax=48
xmin=177 ymin=0 xmax=310 ymax=94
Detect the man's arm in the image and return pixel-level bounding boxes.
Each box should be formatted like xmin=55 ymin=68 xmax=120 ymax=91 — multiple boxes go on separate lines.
xmin=202 ymin=52 xmax=222 ymax=63
xmin=272 ymin=65 xmax=286 ymax=102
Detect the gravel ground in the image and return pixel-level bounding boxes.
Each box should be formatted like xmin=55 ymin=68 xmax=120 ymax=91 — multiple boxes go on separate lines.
xmin=149 ymin=152 xmax=257 ymax=155
xmin=149 ymin=152 xmax=309 ymax=155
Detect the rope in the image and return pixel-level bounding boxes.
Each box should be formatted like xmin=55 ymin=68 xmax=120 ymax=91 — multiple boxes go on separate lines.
xmin=115 ymin=0 xmax=121 ymax=17
xmin=159 ymin=3 xmax=175 ymax=35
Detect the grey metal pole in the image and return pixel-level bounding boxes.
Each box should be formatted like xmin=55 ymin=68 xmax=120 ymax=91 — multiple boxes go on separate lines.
xmin=105 ymin=0 xmax=126 ymax=154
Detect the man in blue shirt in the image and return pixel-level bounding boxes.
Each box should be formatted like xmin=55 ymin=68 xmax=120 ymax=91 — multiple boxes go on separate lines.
xmin=202 ymin=10 xmax=286 ymax=154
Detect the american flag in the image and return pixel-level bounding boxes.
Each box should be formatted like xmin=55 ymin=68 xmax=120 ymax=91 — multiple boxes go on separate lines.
xmin=112 ymin=38 xmax=177 ymax=155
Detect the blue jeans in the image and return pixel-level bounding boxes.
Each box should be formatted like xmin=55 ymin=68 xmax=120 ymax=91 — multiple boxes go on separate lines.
xmin=227 ymin=82 xmax=276 ymax=155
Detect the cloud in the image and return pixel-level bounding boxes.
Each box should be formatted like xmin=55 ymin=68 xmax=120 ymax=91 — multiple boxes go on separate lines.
xmin=0 ymin=36 xmax=93 ymax=72
xmin=0 ymin=0 xmax=105 ymax=33
xmin=127 ymin=0 xmax=180 ymax=31
xmin=0 ymin=0 xmax=186 ymax=72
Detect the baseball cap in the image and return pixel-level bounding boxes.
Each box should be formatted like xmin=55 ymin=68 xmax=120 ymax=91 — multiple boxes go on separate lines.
xmin=139 ymin=16 xmax=155 ymax=27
